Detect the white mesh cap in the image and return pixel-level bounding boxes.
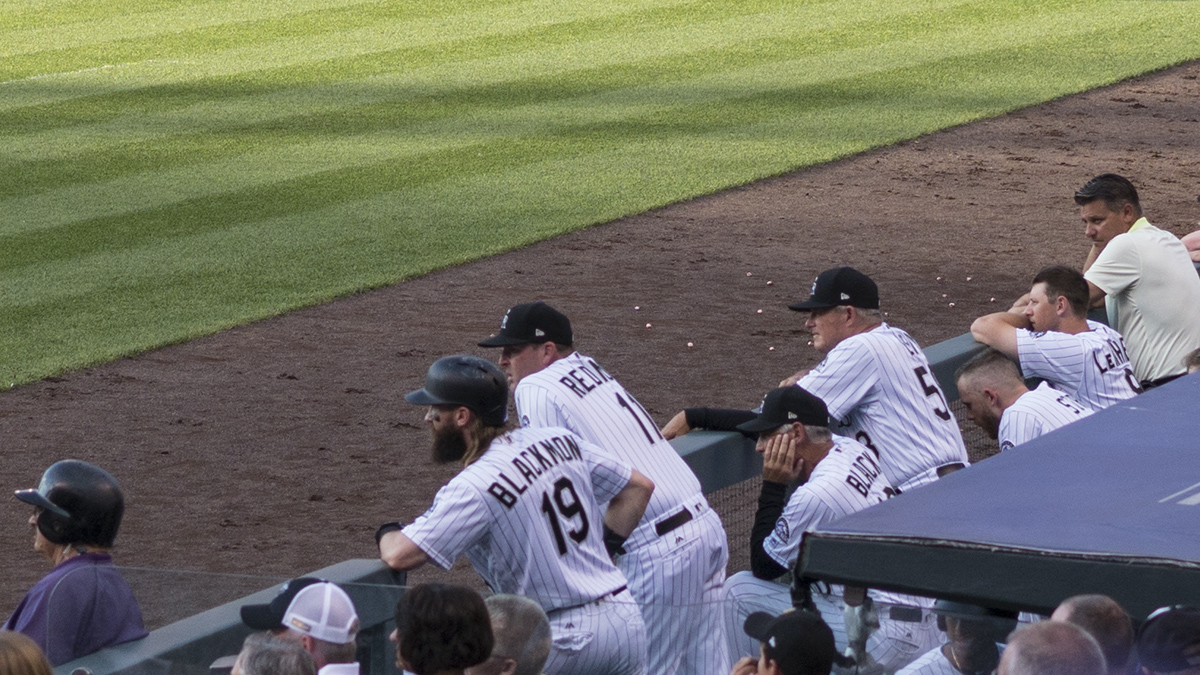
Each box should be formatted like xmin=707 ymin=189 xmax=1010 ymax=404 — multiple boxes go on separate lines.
xmin=281 ymin=582 xmax=360 ymax=644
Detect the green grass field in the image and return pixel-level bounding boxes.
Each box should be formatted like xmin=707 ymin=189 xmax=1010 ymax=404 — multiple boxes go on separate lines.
xmin=2 ymin=0 xmax=1199 ymax=386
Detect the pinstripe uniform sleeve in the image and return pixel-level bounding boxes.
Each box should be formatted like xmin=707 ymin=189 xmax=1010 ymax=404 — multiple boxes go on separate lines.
xmin=580 ymin=438 xmax=634 ymax=504
xmin=402 ymin=479 xmax=491 ymax=570
xmin=1016 ymin=329 xmax=1084 ymax=390
xmin=514 ymin=380 xmax=577 ymax=433
xmin=798 ymin=340 xmax=878 ymax=422
xmin=762 ymin=489 xmax=836 ymax=568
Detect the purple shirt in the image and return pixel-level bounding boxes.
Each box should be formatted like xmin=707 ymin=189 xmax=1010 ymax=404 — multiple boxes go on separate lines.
xmin=3 ymin=553 xmax=148 ymax=665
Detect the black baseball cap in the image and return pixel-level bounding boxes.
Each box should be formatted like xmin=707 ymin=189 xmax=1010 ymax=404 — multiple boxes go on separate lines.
xmin=744 ymin=610 xmax=840 ymax=675
xmin=788 ymin=267 xmax=880 ymax=311
xmin=736 ymin=387 xmax=830 ymax=434
xmin=1138 ymin=606 xmax=1200 ymax=672
xmin=478 ymin=302 xmax=573 ymax=347
xmin=241 ymin=577 xmax=324 ymax=631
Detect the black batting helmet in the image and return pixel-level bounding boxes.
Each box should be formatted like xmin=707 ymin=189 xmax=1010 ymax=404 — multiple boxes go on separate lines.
xmin=15 ymin=460 xmax=125 ymax=547
xmin=405 ymin=355 xmax=508 ymax=426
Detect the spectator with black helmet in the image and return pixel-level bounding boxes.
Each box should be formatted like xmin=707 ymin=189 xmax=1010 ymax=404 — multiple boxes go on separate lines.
xmin=1136 ymin=605 xmax=1200 ymax=675
xmin=0 ymin=630 xmax=54 ymax=675
xmin=240 ymin=578 xmax=361 ymax=675
xmin=897 ymin=601 xmax=1018 ymax=675
xmin=732 ymin=609 xmax=854 ymax=675
xmin=3 ymin=460 xmax=147 ymax=665
xmin=390 ymin=583 xmax=492 ymax=675
xmin=1051 ymin=595 xmax=1134 ymax=675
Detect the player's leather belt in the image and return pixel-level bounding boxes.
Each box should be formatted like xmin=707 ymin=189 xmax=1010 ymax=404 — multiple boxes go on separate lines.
xmin=888 ymin=606 xmax=925 ymax=623
xmin=655 ymin=506 xmax=693 ymax=537
xmin=936 ymin=462 xmax=966 ymax=478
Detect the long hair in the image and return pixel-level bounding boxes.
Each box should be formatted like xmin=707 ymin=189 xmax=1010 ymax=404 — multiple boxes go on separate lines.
xmin=0 ymin=632 xmax=53 ymax=675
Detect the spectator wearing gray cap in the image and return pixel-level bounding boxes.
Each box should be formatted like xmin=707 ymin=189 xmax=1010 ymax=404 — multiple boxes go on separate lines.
xmin=999 ymin=621 xmax=1105 ymax=675
xmin=1052 ymin=595 xmax=1134 ymax=675
xmin=897 ymin=601 xmax=1018 ymax=675
xmin=1136 ymin=606 xmax=1200 ymax=675
xmin=232 ymin=633 xmax=317 ymax=675
xmin=466 ymin=595 xmax=551 ymax=675
xmin=241 ymin=579 xmax=360 ymax=675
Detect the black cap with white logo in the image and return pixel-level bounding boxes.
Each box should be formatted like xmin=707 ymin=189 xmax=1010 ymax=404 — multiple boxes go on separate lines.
xmin=788 ymin=267 xmax=880 ymax=311
xmin=736 ymin=386 xmax=830 ymax=434
xmin=478 ymin=302 xmax=573 ymax=347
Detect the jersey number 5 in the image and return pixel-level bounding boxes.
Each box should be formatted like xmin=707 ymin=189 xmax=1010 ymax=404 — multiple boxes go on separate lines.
xmin=541 ymin=478 xmax=590 ymax=556
xmin=914 ymin=366 xmax=952 ymax=421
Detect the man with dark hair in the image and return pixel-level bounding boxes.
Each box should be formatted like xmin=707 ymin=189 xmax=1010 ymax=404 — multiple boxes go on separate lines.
xmin=971 ymin=265 xmax=1141 ymax=412
xmin=391 ymin=584 xmax=493 ymax=675
xmin=4 ymin=460 xmax=148 ymax=666
xmin=1051 ymin=595 xmax=1134 ymax=675
xmin=377 ymin=355 xmax=655 ymax=675
xmin=999 ymin=622 xmax=1106 ymax=675
xmin=955 ymin=349 xmax=1092 ymax=451
xmin=1076 ymin=173 xmax=1200 ymax=388
xmin=722 ymin=387 xmax=938 ymax=674
xmin=240 ymin=579 xmax=361 ymax=675
xmin=477 ymin=301 xmax=730 ymax=675
xmin=1137 ymin=606 xmax=1200 ymax=675
xmin=466 ymin=595 xmax=552 ymax=675
xmin=897 ymin=601 xmax=1018 ymax=675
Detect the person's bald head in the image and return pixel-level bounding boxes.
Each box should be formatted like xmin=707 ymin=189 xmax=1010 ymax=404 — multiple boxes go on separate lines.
xmin=1000 ymin=621 xmax=1106 ymax=675
xmin=1051 ymin=595 xmax=1133 ymax=675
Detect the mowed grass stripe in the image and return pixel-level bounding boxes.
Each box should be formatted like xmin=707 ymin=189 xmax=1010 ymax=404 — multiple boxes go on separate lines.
xmin=0 ymin=0 xmax=1187 ymax=237
xmin=2 ymin=0 xmax=1200 ymax=383
xmin=4 ymin=11 xmax=1198 ymax=292
xmin=0 ymin=0 xmax=984 ymax=195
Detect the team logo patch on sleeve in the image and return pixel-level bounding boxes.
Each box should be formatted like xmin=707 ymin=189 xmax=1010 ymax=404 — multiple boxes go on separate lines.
xmin=773 ymin=518 xmax=790 ymax=543
xmin=1000 ymin=440 xmax=1015 ymax=451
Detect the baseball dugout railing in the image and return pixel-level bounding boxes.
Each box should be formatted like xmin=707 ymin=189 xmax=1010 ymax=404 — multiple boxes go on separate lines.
xmin=56 ymin=332 xmax=989 ymax=675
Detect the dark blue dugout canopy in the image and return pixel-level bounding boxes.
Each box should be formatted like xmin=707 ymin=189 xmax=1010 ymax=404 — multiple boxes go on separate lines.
xmin=798 ymin=373 xmax=1200 ymax=620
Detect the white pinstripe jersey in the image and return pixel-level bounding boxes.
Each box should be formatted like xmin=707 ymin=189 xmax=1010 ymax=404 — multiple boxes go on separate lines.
xmin=798 ymin=323 xmax=968 ymax=488
xmin=895 ymin=647 xmax=958 ymax=675
xmin=763 ymin=436 xmax=893 ymax=569
xmin=401 ymin=426 xmax=631 ymax=612
xmin=1015 ymin=321 xmax=1141 ymax=411
xmin=998 ymin=382 xmax=1092 ymax=451
xmin=515 ymin=352 xmax=705 ymax=537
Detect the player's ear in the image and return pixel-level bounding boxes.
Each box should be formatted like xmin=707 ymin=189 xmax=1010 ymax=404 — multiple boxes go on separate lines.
xmin=453 ymin=405 xmax=473 ymax=427
xmin=497 ymin=657 xmax=519 ymax=675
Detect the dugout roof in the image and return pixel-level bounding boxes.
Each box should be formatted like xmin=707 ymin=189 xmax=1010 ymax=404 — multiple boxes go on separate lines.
xmin=797 ymin=372 xmax=1200 ymax=620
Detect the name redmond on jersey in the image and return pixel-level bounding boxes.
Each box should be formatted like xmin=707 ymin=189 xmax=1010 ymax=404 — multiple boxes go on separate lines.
xmin=556 ymin=358 xmax=614 ymax=399
xmin=486 ymin=435 xmax=585 ymax=509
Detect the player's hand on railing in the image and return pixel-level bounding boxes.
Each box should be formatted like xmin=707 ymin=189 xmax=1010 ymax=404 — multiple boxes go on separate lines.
xmin=779 ymin=369 xmax=808 ymax=387
xmin=661 ymin=411 xmax=691 ymax=439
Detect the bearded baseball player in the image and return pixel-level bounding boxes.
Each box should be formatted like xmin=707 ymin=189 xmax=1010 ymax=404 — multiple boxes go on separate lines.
xmin=477 ymin=301 xmax=730 ymax=675
xmin=970 ymin=265 xmax=1141 ymax=412
xmin=722 ymin=386 xmax=940 ymax=675
xmin=955 ymin=349 xmax=1092 ymax=451
xmin=376 ymin=355 xmax=655 ymax=675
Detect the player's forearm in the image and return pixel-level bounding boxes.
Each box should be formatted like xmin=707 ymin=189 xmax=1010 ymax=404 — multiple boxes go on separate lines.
xmin=749 ymin=481 xmax=788 ymax=580
xmin=685 ymin=407 xmax=757 ymax=433
xmin=1086 ymin=280 xmax=1106 ymax=308
xmin=605 ymin=470 xmax=654 ymax=537
xmin=969 ymin=314 xmax=1022 ymax=356
xmin=1083 ymin=243 xmax=1104 ymax=272
xmin=379 ymin=530 xmax=430 ymax=571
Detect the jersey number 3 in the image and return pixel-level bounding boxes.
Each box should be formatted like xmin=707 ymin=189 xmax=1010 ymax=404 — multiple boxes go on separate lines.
xmin=541 ymin=478 xmax=590 ymax=556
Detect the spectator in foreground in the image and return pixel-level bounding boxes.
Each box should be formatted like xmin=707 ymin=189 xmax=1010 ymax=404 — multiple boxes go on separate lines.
xmin=232 ymin=633 xmax=317 ymax=675
xmin=955 ymin=349 xmax=1092 ymax=451
xmin=1077 ymin=173 xmax=1200 ymax=388
xmin=4 ymin=460 xmax=148 ymax=666
xmin=999 ymin=621 xmax=1105 ymax=675
xmin=0 ymin=630 xmax=54 ymax=675
xmin=392 ymin=583 xmax=493 ymax=675
xmin=897 ymin=600 xmax=1018 ymax=675
xmin=1136 ymin=605 xmax=1200 ymax=675
xmin=732 ymin=609 xmax=853 ymax=675
xmin=241 ymin=579 xmax=360 ymax=675
xmin=970 ymin=265 xmax=1141 ymax=411
xmin=466 ymin=595 xmax=551 ymax=675
xmin=1051 ymin=595 xmax=1134 ymax=675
